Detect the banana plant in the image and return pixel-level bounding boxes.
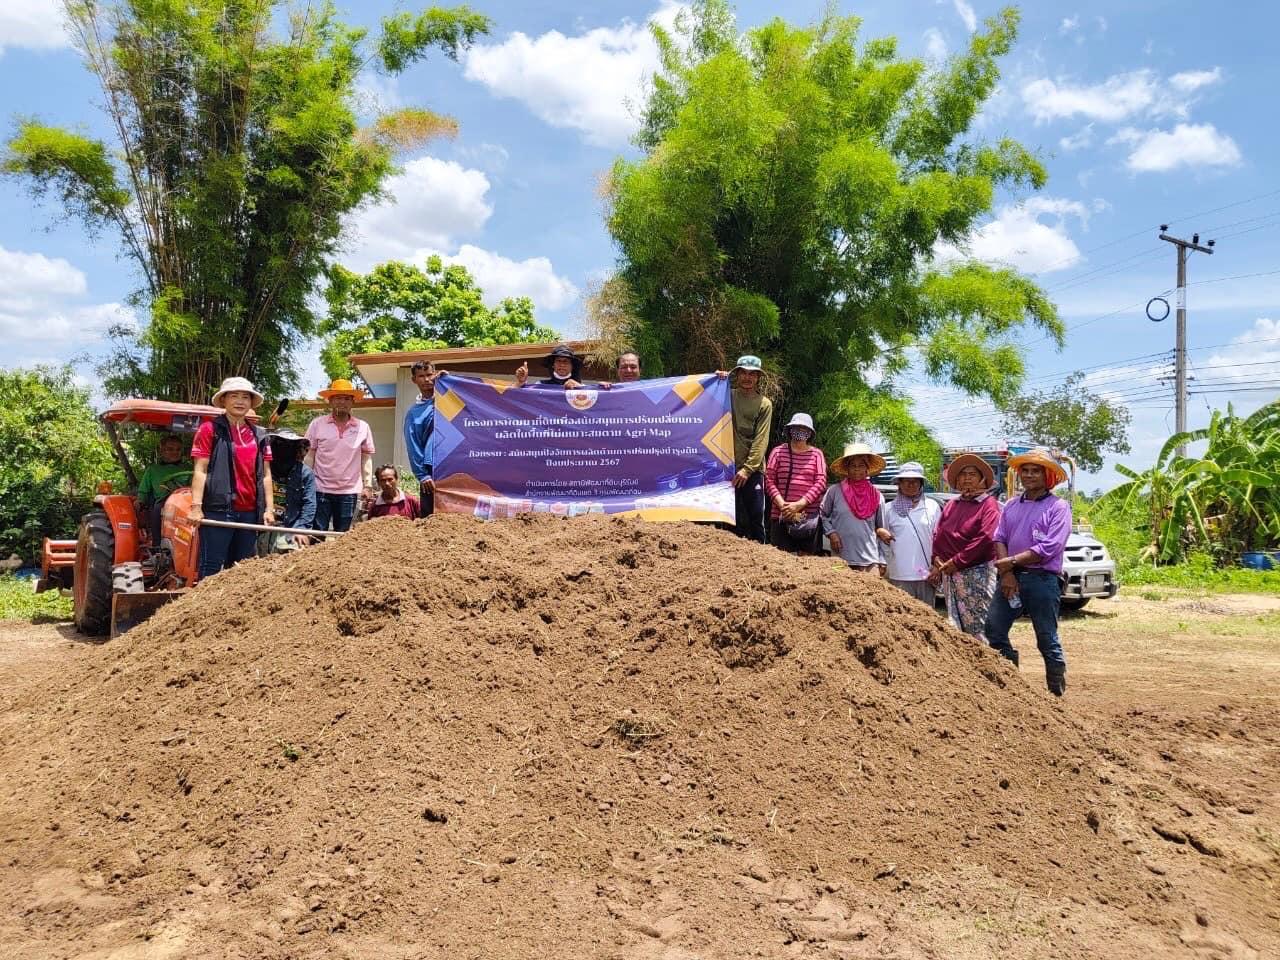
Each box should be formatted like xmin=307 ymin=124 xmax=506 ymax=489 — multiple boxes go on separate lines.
xmin=1102 ymin=401 xmax=1280 ymax=564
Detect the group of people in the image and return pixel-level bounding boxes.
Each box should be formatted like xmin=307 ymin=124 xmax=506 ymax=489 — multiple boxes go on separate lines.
xmin=148 ymin=344 xmax=1071 ymax=696
xmin=729 ymin=360 xmax=1072 ymax=697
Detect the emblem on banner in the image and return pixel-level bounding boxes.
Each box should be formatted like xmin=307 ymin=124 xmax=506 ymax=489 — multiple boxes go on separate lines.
xmin=565 ymin=390 xmax=598 ymax=411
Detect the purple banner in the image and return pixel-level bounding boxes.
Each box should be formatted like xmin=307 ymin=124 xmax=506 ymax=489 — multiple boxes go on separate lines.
xmin=431 ymin=373 xmax=735 ymax=523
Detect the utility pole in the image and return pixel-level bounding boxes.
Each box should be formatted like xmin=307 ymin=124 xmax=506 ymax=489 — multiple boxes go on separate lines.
xmin=1157 ymin=227 xmax=1215 ymax=457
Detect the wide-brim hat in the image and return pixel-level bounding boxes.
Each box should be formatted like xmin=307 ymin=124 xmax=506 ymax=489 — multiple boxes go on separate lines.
xmin=832 ymin=442 xmax=886 ymax=477
xmin=543 ymin=344 xmax=582 ymax=371
xmin=269 ymin=428 xmax=307 ymax=445
xmin=318 ymin=378 xmax=362 ymax=400
xmin=895 ymin=461 xmax=926 ymax=481
xmin=944 ymin=453 xmax=995 ymax=490
xmin=1008 ymin=447 xmax=1068 ymax=490
xmin=733 ymin=354 xmax=764 ymax=373
xmin=211 ymin=376 xmax=263 ymax=407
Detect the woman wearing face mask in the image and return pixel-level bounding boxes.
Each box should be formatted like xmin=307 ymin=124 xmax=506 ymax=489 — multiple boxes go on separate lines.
xmin=763 ymin=413 xmax=827 ymax=554
xmin=820 ymin=443 xmax=888 ymax=574
xmin=877 ymin=461 xmax=942 ymax=604
xmin=928 ymin=454 xmax=1001 ymax=640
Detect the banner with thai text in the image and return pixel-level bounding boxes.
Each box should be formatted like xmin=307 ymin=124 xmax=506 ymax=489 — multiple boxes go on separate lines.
xmin=431 ymin=373 xmax=735 ymax=523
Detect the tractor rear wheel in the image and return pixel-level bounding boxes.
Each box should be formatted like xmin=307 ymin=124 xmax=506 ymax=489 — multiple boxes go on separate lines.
xmin=73 ymin=511 xmax=115 ymax=637
xmin=112 ymin=562 xmax=144 ymax=594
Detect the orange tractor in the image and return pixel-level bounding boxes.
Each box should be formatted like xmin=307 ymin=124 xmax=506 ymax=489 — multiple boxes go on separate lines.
xmin=37 ymin=398 xmax=329 ymax=637
xmin=37 ymin=400 xmax=220 ymax=636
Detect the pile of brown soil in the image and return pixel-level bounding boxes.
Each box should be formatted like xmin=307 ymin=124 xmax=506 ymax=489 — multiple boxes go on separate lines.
xmin=0 ymin=516 xmax=1265 ymax=958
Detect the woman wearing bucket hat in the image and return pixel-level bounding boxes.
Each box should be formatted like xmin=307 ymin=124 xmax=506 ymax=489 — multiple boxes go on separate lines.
xmin=819 ymin=443 xmax=887 ymax=573
xmin=730 ymin=355 xmax=773 ymax=542
xmin=764 ymin=412 xmax=827 ymax=553
xmin=985 ymin=448 xmax=1073 ymax=697
xmin=877 ymin=461 xmax=942 ymax=604
xmin=929 ymin=454 xmax=1001 ymax=640
xmin=189 ymin=376 xmax=274 ymax=578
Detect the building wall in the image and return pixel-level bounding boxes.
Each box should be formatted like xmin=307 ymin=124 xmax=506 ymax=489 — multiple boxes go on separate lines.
xmin=363 ymin=406 xmax=397 ymax=475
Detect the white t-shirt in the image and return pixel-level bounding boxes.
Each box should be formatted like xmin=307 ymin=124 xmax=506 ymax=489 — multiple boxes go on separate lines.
xmin=883 ymin=496 xmax=941 ymax=581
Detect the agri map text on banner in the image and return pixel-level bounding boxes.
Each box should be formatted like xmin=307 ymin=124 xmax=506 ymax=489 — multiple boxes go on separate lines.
xmin=431 ymin=373 xmax=735 ymax=523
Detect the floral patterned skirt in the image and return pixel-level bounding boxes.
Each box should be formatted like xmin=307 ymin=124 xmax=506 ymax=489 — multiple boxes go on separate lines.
xmin=943 ymin=563 xmax=996 ymax=641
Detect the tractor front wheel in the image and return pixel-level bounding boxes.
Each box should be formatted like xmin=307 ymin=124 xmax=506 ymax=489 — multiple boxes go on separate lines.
xmin=112 ymin=562 xmax=144 ymax=594
xmin=73 ymin=512 xmax=115 ymax=637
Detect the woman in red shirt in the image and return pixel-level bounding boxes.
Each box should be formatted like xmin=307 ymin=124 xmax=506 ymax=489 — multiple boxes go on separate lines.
xmin=764 ymin=413 xmax=827 ymax=554
xmin=929 ymin=454 xmax=1001 ymax=640
xmin=189 ymin=377 xmax=274 ymax=580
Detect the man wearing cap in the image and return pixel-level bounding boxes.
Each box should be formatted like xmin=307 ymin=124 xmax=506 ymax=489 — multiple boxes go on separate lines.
xmin=403 ymin=360 xmax=438 ymax=515
xmin=730 ymin=355 xmax=772 ymax=542
xmin=305 ymin=379 xmax=375 ymax=533
xmin=877 ymin=462 xmax=941 ymax=603
xmin=984 ymin=448 xmax=1073 ymax=696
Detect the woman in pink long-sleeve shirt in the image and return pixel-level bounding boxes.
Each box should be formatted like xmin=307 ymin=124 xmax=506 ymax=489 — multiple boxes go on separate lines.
xmin=764 ymin=412 xmax=827 ymax=554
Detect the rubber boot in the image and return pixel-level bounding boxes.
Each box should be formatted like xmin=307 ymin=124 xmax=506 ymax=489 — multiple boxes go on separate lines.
xmin=1046 ymin=666 xmax=1067 ymax=697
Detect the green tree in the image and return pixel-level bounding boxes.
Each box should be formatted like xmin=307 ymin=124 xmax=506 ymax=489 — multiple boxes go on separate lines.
xmin=601 ymin=1 xmax=1061 ymax=459
xmin=320 ymin=258 xmax=558 ymax=382
xmin=1000 ymin=372 xmax=1132 ymax=472
xmin=3 ymin=0 xmax=489 ymax=404
xmin=0 ymin=367 xmax=122 ymax=562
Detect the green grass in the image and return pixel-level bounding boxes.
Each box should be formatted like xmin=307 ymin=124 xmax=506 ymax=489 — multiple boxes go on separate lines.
xmin=1080 ymin=497 xmax=1280 ymax=596
xmin=0 ymin=575 xmax=72 ymax=622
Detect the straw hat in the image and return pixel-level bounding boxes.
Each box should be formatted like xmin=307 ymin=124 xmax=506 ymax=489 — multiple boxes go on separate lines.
xmin=318 ymin=378 xmax=362 ymax=400
xmin=831 ymin=442 xmax=886 ymax=477
xmin=1008 ymin=447 xmax=1068 ymax=489
xmin=211 ymin=376 xmax=263 ymax=407
xmin=944 ymin=453 xmax=995 ymax=490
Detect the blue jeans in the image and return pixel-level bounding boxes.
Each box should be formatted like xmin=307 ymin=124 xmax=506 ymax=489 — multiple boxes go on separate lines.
xmin=985 ymin=569 xmax=1066 ymax=671
xmin=315 ymin=492 xmax=358 ymax=532
xmin=198 ymin=508 xmax=258 ymax=580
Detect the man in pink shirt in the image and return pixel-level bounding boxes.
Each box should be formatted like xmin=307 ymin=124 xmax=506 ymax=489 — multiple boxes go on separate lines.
xmin=304 ymin=379 xmax=375 ymax=532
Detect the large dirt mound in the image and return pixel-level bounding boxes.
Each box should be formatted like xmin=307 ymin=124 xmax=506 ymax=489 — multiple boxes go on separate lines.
xmin=0 ymin=516 xmax=1258 ymax=958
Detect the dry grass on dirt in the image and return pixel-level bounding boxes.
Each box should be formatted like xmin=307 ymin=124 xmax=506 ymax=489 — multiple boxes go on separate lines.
xmin=0 ymin=516 xmax=1276 ymax=960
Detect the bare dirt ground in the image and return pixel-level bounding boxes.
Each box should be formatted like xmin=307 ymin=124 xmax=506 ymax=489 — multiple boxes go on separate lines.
xmin=0 ymin=522 xmax=1276 ymax=960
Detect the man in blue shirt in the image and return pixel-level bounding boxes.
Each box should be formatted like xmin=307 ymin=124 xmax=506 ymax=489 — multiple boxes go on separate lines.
xmin=403 ymin=360 xmax=438 ymax=515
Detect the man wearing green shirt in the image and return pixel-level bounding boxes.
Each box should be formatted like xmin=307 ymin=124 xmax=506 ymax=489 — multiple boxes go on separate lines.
xmin=138 ymin=434 xmax=192 ymax=543
xmin=731 ymin=355 xmax=773 ymax=543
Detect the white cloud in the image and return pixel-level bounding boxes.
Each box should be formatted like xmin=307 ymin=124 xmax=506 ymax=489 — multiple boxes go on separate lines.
xmin=0 ymin=246 xmax=134 ymax=351
xmin=463 ymin=2 xmax=684 ymax=148
xmin=950 ymin=0 xmax=977 ymax=32
xmin=432 ymin=245 xmax=579 ymax=311
xmin=1059 ymin=16 xmax=1079 ymax=35
xmin=1170 ymin=67 xmax=1223 ymax=93
xmin=0 ymin=301 xmax=134 ymax=346
xmin=1058 ymin=124 xmax=1094 ymax=151
xmin=0 ymin=246 xmax=86 ymax=312
xmin=936 ymin=197 xmax=1089 ymax=274
xmin=344 ymin=156 xmax=493 ymax=269
xmin=1021 ymin=67 xmax=1223 ymax=124
xmin=0 ymin=0 xmax=69 ymax=54
xmin=1110 ymin=123 xmax=1242 ymax=173
xmin=924 ymin=28 xmax=948 ymax=60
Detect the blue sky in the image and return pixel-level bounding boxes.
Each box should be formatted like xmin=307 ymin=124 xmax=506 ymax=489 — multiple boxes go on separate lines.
xmin=1 ymin=0 xmax=1277 ymax=488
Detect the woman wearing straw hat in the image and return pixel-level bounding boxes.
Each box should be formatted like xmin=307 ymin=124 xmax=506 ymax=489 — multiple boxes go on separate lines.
xmin=929 ymin=454 xmax=1001 ymax=641
xmin=877 ymin=461 xmax=942 ymax=604
xmin=985 ymin=448 xmax=1073 ymax=697
xmin=189 ymin=377 xmax=274 ymax=578
xmin=764 ymin=412 xmax=827 ymax=554
xmin=819 ymin=443 xmax=888 ymax=573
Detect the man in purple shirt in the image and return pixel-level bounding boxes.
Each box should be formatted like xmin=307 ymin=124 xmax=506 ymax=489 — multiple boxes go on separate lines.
xmin=984 ymin=449 xmax=1073 ymax=696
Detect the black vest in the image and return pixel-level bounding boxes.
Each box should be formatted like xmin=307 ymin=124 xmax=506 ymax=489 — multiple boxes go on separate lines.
xmin=202 ymin=416 xmax=268 ymax=520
